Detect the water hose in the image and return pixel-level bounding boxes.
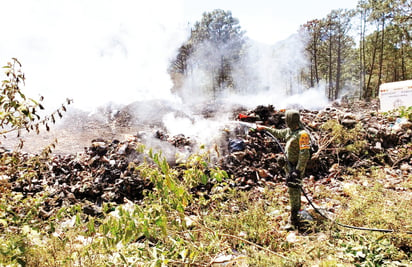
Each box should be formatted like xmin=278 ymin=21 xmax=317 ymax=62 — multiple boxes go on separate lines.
xmin=300 ymin=187 xmax=412 ymax=234
xmin=261 ymin=129 xmax=412 ymax=234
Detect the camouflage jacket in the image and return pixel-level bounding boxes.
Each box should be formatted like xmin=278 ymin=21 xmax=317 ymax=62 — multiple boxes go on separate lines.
xmin=265 ymin=127 xmax=311 ymax=176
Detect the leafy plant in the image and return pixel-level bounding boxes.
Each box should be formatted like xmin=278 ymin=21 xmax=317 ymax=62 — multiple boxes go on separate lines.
xmin=1 ymin=156 xmax=411 ymax=266
xmin=181 ymin=145 xmax=228 ymax=188
xmin=0 ymin=59 xmax=71 ymax=266
xmin=321 ymin=119 xmax=368 ymax=157
xmin=0 ymin=59 xmax=72 ymax=141
xmin=1 ymin=58 xmax=42 ymax=135
xmin=384 ymin=106 xmax=412 ymax=121
xmin=398 ymin=106 xmax=412 ymax=121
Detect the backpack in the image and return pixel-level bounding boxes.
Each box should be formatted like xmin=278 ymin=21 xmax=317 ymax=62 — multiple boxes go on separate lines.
xmin=302 ymin=125 xmax=318 ymax=159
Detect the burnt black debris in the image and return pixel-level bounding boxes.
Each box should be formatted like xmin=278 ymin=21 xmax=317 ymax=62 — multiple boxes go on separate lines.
xmin=4 ymin=100 xmax=412 ymax=217
xmin=218 ymin=100 xmax=411 ymax=189
xmin=7 ymin=132 xmax=196 ymax=218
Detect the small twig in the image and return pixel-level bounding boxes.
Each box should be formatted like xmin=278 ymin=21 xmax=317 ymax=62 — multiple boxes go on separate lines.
xmin=207 ymin=249 xmax=222 ymax=267
xmin=392 ymin=154 xmax=411 ymax=168
xmin=167 ymin=259 xmax=203 ymax=266
xmin=312 ymin=135 xmax=336 ymax=160
xmin=0 ymin=127 xmax=19 ymax=135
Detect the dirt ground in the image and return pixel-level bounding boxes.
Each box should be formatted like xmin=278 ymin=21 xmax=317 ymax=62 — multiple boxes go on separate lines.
xmin=4 ymin=125 xmax=139 ymax=155
xmin=2 ymin=110 xmax=147 ymax=155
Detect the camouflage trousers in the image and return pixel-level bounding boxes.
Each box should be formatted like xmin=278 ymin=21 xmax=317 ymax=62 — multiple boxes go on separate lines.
xmin=288 ymin=186 xmax=301 ymax=223
xmin=279 ymin=156 xmax=302 ymax=224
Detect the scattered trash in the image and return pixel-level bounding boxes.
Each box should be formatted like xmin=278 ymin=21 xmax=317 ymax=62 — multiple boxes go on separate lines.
xmin=4 ymin=100 xmax=411 ymax=219
xmin=228 ymin=139 xmax=245 ymax=153
xmin=219 ymin=100 xmax=411 ymax=188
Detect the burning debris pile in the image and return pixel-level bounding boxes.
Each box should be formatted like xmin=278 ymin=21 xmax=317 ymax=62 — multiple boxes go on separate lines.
xmin=2 ymin=100 xmax=412 ymax=217
xmin=219 ymin=100 xmax=412 ymax=189
xmin=5 ymin=132 xmax=197 ymax=218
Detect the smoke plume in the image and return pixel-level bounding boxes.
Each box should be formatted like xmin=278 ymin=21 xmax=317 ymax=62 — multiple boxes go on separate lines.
xmin=1 ymin=1 xmax=331 ymax=156
xmin=0 ymin=0 xmax=187 ymax=110
xmin=178 ymin=32 xmax=329 ymax=110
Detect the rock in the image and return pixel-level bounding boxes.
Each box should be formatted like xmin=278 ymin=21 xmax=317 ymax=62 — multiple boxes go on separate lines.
xmin=231 ymin=151 xmax=246 ymax=161
xmin=341 ymin=119 xmax=357 ymax=128
xmin=212 ymin=254 xmax=248 ymax=267
xmin=299 ymin=209 xmax=314 ymax=219
xmin=257 ymin=168 xmax=271 ymax=178
xmin=91 ymin=140 xmax=108 ymax=156
xmin=367 ymin=127 xmax=379 ymax=136
xmin=400 ymin=163 xmax=410 ymax=172
xmin=373 ymin=142 xmax=383 ymax=152
xmin=400 ymin=121 xmax=412 ymax=130
xmin=343 ymin=112 xmax=356 ymax=120
xmin=117 ymin=143 xmax=128 ymax=155
xmin=286 ymin=232 xmax=298 ymax=243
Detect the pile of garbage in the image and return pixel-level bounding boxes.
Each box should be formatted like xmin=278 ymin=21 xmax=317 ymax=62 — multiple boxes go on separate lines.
xmin=3 ymin=100 xmax=412 ymax=216
xmin=219 ymin=100 xmax=412 ymax=189
xmin=6 ymin=132 xmax=196 ymax=218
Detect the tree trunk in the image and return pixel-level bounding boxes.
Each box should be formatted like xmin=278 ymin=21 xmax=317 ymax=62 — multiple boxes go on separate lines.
xmin=376 ymin=18 xmax=385 ymax=97
xmin=310 ymin=61 xmax=314 ymax=88
xmin=335 ymin=34 xmax=342 ymax=100
xmin=401 ymin=43 xmax=406 ymax=80
xmin=360 ymin=9 xmax=367 ymax=100
xmin=328 ymin=23 xmax=333 ymax=100
xmin=313 ymin=34 xmax=320 ymax=85
xmin=366 ymin=27 xmax=380 ymax=99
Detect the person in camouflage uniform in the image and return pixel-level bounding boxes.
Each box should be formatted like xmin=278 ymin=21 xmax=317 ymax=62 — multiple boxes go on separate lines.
xmin=257 ymin=110 xmax=311 ymax=230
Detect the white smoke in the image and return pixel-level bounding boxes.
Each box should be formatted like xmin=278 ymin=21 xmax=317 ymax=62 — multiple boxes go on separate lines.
xmin=0 ymin=1 xmax=329 ymax=113
xmin=161 ymin=30 xmax=329 ymax=148
xmin=1 ymin=1 xmax=331 ymax=155
xmin=178 ymin=31 xmax=329 ymax=111
xmin=0 ymin=0 xmax=187 ymax=111
xmin=162 ymin=111 xmax=232 ymax=145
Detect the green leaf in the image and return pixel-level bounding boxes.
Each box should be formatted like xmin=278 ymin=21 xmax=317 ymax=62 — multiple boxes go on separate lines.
xmin=155 ymin=216 xmax=165 ymax=227
xmin=101 ymin=223 xmax=110 ymax=235
xmin=124 ymin=229 xmax=133 ymax=243
xmin=176 ymin=203 xmax=185 ymax=213
xmin=119 ymin=253 xmax=128 ymax=264
xmin=201 ymin=174 xmax=208 ymax=185
xmin=160 ymin=158 xmax=169 ymax=174
xmin=87 ymin=218 xmax=95 ymax=234
xmin=75 ymin=214 xmax=81 ymax=225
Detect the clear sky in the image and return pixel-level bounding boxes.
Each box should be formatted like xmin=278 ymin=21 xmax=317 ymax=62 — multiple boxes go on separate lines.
xmin=0 ymin=0 xmax=360 ymax=109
